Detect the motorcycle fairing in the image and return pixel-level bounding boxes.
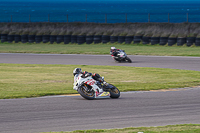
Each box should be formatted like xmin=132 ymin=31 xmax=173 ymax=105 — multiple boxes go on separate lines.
xmin=84 ymin=78 xmax=110 ymax=98
xmin=95 ymin=91 xmax=110 ymax=98
xmin=74 ymin=74 xmax=110 ymax=99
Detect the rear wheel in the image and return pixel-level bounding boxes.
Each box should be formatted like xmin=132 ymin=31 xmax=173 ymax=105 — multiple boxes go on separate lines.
xmin=115 ymin=60 xmax=121 ymax=63
xmin=114 ymin=57 xmax=121 ymax=63
xmin=109 ymin=85 xmax=120 ymax=99
xmin=78 ymin=85 xmax=95 ymax=100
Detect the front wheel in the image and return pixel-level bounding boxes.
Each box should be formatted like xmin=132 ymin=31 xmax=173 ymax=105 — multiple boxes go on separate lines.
xmin=125 ymin=57 xmax=132 ymax=63
xmin=109 ymin=85 xmax=120 ymax=99
xmin=78 ymin=85 xmax=95 ymax=100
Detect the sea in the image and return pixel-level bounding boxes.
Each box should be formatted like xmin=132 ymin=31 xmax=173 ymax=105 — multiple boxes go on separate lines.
xmin=1 ymin=0 xmax=200 ymax=23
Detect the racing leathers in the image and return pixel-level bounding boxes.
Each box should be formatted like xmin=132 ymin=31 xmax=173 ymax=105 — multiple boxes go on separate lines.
xmin=73 ymin=71 xmax=104 ymax=90
xmin=110 ymin=48 xmax=120 ymax=56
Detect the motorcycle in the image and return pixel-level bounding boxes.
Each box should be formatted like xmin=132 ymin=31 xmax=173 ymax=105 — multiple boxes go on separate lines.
xmin=111 ymin=50 xmax=132 ymax=63
xmin=73 ymin=73 xmax=120 ymax=100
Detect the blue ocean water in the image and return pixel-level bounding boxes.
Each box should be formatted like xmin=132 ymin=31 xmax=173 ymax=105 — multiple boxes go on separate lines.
xmin=0 ymin=0 xmax=200 ymax=23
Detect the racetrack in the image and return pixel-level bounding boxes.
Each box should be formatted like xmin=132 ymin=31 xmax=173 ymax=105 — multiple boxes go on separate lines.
xmin=0 ymin=53 xmax=200 ymax=133
xmin=0 ymin=53 xmax=200 ymax=71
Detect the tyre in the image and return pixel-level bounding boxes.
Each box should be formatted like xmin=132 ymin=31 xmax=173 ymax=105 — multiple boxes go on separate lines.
xmin=71 ymin=35 xmax=77 ymax=43
xmin=7 ymin=35 xmax=14 ymax=43
xmin=108 ymin=85 xmax=120 ymax=99
xmin=21 ymin=35 xmax=28 ymax=43
xmin=35 ymin=35 xmax=42 ymax=43
xmin=28 ymin=35 xmax=35 ymax=43
xmin=177 ymin=37 xmax=186 ymax=46
xmin=56 ymin=35 xmax=64 ymax=44
xmin=86 ymin=35 xmax=94 ymax=44
xmin=151 ymin=37 xmax=160 ymax=45
xmin=118 ymin=36 xmax=125 ymax=43
xmin=1 ymin=34 xmax=8 ymax=43
xmin=195 ymin=38 xmax=200 ymax=46
xmin=42 ymin=35 xmax=50 ymax=43
xmin=187 ymin=37 xmax=195 ymax=47
xmin=102 ymin=35 xmax=110 ymax=43
xmin=64 ymin=35 xmax=71 ymax=44
xmin=94 ymin=35 xmax=102 ymax=44
xmin=110 ymin=36 xmax=118 ymax=43
xmin=159 ymin=37 xmax=168 ymax=45
xmin=14 ymin=35 xmax=21 ymax=43
xmin=77 ymin=35 xmax=86 ymax=44
xmin=168 ymin=38 xmax=177 ymax=46
xmin=50 ymin=35 xmax=56 ymax=44
xmin=125 ymin=36 xmax=133 ymax=44
xmin=133 ymin=36 xmax=142 ymax=44
xmin=142 ymin=36 xmax=150 ymax=44
xmin=113 ymin=57 xmax=121 ymax=63
xmin=125 ymin=57 xmax=132 ymax=63
xmin=78 ymin=85 xmax=95 ymax=100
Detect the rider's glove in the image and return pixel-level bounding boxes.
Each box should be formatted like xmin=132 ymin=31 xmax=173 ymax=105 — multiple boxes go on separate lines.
xmin=103 ymin=81 xmax=108 ymax=85
xmin=85 ymin=73 xmax=92 ymax=77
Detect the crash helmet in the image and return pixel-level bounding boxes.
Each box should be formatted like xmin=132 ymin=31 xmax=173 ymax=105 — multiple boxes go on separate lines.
xmin=111 ymin=47 xmax=116 ymax=50
xmin=73 ymin=68 xmax=82 ymax=76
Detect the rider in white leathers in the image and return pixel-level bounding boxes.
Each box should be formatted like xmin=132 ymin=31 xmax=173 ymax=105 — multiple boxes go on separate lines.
xmin=73 ymin=68 xmax=104 ymax=90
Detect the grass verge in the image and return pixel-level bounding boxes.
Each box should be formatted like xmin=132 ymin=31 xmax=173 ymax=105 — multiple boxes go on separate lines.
xmin=0 ymin=64 xmax=200 ymax=99
xmin=1 ymin=42 xmax=200 ymax=56
xmin=43 ymin=124 xmax=200 ymax=133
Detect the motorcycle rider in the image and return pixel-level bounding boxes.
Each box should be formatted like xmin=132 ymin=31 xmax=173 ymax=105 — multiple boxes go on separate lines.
xmin=110 ymin=46 xmax=127 ymax=62
xmin=110 ymin=47 xmax=120 ymax=57
xmin=73 ymin=68 xmax=104 ymax=83
xmin=72 ymin=68 xmax=120 ymax=99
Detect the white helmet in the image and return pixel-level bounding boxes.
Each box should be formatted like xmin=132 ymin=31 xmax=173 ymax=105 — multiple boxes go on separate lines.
xmin=73 ymin=68 xmax=82 ymax=76
xmin=111 ymin=47 xmax=116 ymax=50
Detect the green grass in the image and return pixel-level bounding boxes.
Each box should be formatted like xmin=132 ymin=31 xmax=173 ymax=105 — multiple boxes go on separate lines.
xmin=1 ymin=63 xmax=200 ymax=99
xmin=1 ymin=42 xmax=200 ymax=56
xmin=1 ymin=43 xmax=200 ymax=132
xmin=44 ymin=124 xmax=200 ymax=133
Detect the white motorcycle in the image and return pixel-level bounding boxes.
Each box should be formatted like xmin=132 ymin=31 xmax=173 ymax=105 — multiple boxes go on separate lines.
xmin=73 ymin=73 xmax=120 ymax=100
xmin=111 ymin=50 xmax=132 ymax=63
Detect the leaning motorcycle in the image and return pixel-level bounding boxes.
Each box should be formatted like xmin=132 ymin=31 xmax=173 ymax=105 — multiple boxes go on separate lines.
xmin=111 ymin=50 xmax=132 ymax=63
xmin=73 ymin=74 xmax=120 ymax=100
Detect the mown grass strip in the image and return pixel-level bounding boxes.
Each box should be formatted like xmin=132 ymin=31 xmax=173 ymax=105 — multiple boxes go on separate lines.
xmin=43 ymin=124 xmax=200 ymax=133
xmin=0 ymin=64 xmax=200 ymax=99
xmin=1 ymin=42 xmax=200 ymax=56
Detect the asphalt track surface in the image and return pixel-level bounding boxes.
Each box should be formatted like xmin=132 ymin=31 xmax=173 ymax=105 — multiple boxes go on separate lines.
xmin=0 ymin=53 xmax=200 ymax=71
xmin=0 ymin=53 xmax=200 ymax=133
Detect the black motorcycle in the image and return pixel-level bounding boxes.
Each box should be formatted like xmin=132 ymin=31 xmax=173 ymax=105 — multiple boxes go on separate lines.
xmin=111 ymin=50 xmax=132 ymax=63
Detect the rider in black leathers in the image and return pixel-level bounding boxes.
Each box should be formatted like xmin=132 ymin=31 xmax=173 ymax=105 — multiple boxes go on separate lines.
xmin=110 ymin=47 xmax=120 ymax=57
